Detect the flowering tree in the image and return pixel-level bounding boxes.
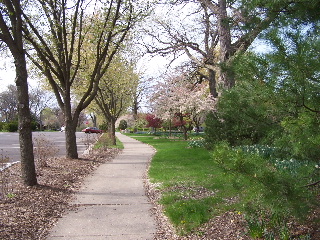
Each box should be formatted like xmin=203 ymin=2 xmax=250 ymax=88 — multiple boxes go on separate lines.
xmin=145 ymin=113 xmax=162 ymax=133
xmin=150 ymin=73 xmax=216 ymax=140
xmin=172 ymin=113 xmax=189 ymax=129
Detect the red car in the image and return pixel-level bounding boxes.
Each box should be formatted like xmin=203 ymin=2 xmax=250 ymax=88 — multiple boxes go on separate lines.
xmin=82 ymin=127 xmax=103 ymax=134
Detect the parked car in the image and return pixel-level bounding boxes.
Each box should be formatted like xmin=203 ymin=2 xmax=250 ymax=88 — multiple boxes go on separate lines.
xmin=82 ymin=127 xmax=103 ymax=134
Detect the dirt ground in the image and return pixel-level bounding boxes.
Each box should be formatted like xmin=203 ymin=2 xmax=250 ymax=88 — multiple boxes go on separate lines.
xmin=0 ymin=148 xmax=319 ymax=240
xmin=0 ymin=148 xmax=119 ymax=239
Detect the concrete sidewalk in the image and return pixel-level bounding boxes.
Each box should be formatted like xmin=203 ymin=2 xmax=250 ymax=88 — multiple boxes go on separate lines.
xmin=47 ymin=132 xmax=157 ymax=240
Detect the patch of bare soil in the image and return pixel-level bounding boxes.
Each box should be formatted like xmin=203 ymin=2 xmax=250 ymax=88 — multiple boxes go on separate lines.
xmin=0 ymin=148 xmax=120 ymax=240
xmin=145 ymin=178 xmax=251 ymax=240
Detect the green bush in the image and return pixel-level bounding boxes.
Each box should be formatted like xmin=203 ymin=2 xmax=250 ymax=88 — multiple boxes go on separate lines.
xmin=130 ymin=134 xmax=318 ymax=238
xmin=204 ymin=81 xmax=320 ymax=163
xmin=31 ymin=121 xmax=38 ymax=131
xmin=276 ymin=112 xmax=320 ymax=161
xmin=212 ymin=142 xmax=264 ymax=175
xmin=118 ymin=120 xmax=127 ymax=130
xmin=1 ymin=121 xmax=38 ymax=132
xmin=204 ymin=80 xmax=281 ymax=148
xmin=211 ymin=141 xmax=316 ymax=235
xmin=3 ymin=122 xmax=18 ymax=132
xmin=0 ymin=122 xmax=4 ymax=131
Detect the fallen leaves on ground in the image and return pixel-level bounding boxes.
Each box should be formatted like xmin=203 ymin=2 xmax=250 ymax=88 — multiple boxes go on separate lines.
xmin=0 ymin=148 xmax=120 ymax=240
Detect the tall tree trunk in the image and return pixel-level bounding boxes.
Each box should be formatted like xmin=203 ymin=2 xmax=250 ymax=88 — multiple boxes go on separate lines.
xmin=63 ymin=93 xmax=79 ymax=159
xmin=108 ymin=118 xmax=116 ymax=145
xmin=132 ymin=98 xmax=138 ymax=133
xmin=15 ymin=55 xmax=37 ymax=186
xmin=0 ymin=0 xmax=38 ymax=186
xmin=132 ymin=98 xmax=138 ymax=117
xmin=182 ymin=125 xmax=188 ymax=141
xmin=65 ymin=118 xmax=78 ymax=159
xmin=218 ymin=0 xmax=235 ymax=89
xmin=208 ymin=68 xmax=218 ymax=97
xmin=65 ymin=124 xmax=78 ymax=159
xmin=178 ymin=114 xmax=188 ymax=140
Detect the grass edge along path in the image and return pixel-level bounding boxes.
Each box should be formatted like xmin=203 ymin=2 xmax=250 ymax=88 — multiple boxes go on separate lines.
xmin=94 ymin=134 xmax=124 ymax=150
xmin=127 ymin=134 xmax=319 ymax=240
xmin=130 ymin=135 xmax=246 ymax=236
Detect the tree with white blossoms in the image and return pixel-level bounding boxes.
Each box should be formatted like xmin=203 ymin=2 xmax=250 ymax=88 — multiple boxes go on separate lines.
xmin=150 ymin=72 xmax=215 ymax=140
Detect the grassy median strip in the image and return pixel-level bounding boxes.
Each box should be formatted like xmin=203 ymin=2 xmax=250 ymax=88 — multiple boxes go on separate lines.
xmin=128 ymin=134 xmax=318 ymax=238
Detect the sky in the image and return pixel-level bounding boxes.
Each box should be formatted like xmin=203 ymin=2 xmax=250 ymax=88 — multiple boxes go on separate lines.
xmin=0 ymin=56 xmax=16 ymax=91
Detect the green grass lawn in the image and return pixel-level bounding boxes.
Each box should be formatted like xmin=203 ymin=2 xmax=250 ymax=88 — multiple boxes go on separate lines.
xmin=128 ymin=135 xmax=238 ymax=234
xmin=126 ymin=134 xmax=318 ymax=238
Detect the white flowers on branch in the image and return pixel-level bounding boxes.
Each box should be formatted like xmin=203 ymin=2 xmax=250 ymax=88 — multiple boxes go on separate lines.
xmin=150 ymin=74 xmax=216 ymax=122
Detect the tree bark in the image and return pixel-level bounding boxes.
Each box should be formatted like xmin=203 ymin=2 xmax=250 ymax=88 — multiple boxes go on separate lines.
xmin=108 ymin=118 xmax=116 ymax=146
xmin=15 ymin=55 xmax=38 ymax=186
xmin=0 ymin=0 xmax=37 ymax=186
xmin=64 ymin=118 xmax=78 ymax=159
xmin=217 ymin=0 xmax=234 ymax=90
xmin=132 ymin=98 xmax=138 ymax=133
xmin=178 ymin=114 xmax=188 ymax=140
xmin=61 ymin=90 xmax=79 ymax=159
xmin=208 ymin=68 xmax=218 ymax=98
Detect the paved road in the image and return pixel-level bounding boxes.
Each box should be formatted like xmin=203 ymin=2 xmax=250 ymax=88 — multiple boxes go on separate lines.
xmin=0 ymin=132 xmax=99 ymax=164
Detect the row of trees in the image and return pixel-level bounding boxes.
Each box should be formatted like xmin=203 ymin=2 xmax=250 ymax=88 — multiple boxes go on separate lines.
xmin=0 ymin=84 xmax=56 ymax=125
xmin=0 ymin=0 xmax=150 ymax=185
xmin=91 ymin=56 xmax=140 ymax=145
xmin=0 ymin=58 xmax=140 ymax=134
xmin=0 ymin=85 xmax=18 ymax=123
xmin=22 ymin=0 xmax=145 ymax=160
xmin=0 ymin=59 xmax=144 ymax=136
xmin=1 ymin=0 xmax=318 ymax=186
